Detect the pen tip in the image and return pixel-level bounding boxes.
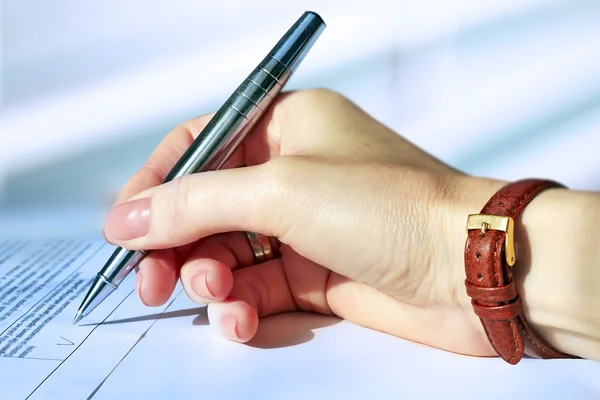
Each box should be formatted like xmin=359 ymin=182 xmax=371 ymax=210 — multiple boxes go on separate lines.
xmin=73 ymin=312 xmax=83 ymax=325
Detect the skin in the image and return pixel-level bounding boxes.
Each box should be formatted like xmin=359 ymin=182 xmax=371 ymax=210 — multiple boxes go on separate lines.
xmin=102 ymin=89 xmax=600 ymax=361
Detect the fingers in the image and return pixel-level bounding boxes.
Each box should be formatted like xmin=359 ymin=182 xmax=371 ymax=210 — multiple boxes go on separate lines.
xmin=131 ymin=228 xmax=264 ymax=308
xmin=207 ymin=260 xmax=297 ymax=342
xmin=176 ymin=235 xmax=332 ymax=343
xmin=178 ymin=232 xmax=254 ymax=303
xmin=133 ymin=242 xmax=200 ymax=306
xmin=134 ymin=248 xmax=179 ymax=306
xmin=115 ymin=114 xmax=214 ymax=204
xmin=133 ymin=226 xmax=333 ymax=343
xmin=135 ymin=250 xmax=300 ymax=344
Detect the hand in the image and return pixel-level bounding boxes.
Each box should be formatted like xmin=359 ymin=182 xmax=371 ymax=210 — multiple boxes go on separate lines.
xmin=101 ymin=89 xmax=518 ymax=356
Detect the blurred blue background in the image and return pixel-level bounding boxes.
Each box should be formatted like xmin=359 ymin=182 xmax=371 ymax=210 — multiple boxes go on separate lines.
xmin=1 ymin=0 xmax=599 ymax=238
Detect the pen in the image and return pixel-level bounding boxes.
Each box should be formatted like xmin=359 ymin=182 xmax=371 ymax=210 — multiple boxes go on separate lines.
xmin=73 ymin=11 xmax=326 ymax=324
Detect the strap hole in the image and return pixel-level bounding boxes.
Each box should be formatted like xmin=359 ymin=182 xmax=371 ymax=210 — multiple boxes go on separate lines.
xmin=477 ymin=273 xmax=483 ymax=281
xmin=476 ymin=252 xmax=481 ymax=259
xmin=498 ymin=201 xmax=504 ymax=205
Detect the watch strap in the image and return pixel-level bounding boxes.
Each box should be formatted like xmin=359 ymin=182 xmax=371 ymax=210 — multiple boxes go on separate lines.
xmin=464 ymin=178 xmax=578 ymax=364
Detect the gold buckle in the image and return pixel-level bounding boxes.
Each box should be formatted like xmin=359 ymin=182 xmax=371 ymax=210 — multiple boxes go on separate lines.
xmin=466 ymin=214 xmax=516 ymax=266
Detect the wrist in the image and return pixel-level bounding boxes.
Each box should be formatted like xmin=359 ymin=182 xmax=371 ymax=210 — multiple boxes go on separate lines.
xmin=516 ymin=187 xmax=600 ymax=359
xmin=446 ymin=175 xmax=600 ymax=360
xmin=441 ymin=175 xmax=506 ymax=354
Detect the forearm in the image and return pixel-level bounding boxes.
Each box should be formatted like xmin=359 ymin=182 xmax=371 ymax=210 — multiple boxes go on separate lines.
xmin=451 ymin=176 xmax=600 ymax=360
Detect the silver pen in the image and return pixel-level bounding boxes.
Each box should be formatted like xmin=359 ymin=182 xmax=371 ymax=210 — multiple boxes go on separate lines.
xmin=73 ymin=11 xmax=326 ymax=324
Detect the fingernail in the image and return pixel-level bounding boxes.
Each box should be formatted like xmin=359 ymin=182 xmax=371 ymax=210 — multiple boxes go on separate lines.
xmin=135 ymin=268 xmax=147 ymax=306
xmin=219 ymin=313 xmax=238 ymax=340
xmin=104 ymin=198 xmax=151 ymax=241
xmin=207 ymin=305 xmax=239 ymax=340
xmin=191 ymin=272 xmax=215 ymax=299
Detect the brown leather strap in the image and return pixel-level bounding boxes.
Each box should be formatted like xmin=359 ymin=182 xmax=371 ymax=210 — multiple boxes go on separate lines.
xmin=464 ymin=178 xmax=578 ymax=364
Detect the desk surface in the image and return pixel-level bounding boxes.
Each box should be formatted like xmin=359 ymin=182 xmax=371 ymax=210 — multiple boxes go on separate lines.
xmin=91 ymin=296 xmax=600 ymax=400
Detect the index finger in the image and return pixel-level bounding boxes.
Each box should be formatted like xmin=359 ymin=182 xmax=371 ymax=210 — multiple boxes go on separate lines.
xmin=114 ymin=89 xmax=341 ymax=205
xmin=113 ymin=114 xmax=213 ymax=204
xmin=114 ymin=100 xmax=277 ymax=205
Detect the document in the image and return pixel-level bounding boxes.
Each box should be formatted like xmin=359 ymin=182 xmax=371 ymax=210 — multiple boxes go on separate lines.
xmin=1 ymin=237 xmax=600 ymax=400
xmin=0 ymin=238 xmax=177 ymax=399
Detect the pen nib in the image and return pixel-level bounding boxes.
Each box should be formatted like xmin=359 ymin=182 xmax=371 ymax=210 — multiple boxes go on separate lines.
xmin=73 ymin=311 xmax=83 ymax=325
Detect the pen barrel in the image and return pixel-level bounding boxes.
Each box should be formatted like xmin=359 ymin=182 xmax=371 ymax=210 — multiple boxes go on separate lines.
xmin=101 ymin=248 xmax=148 ymax=286
xmin=75 ymin=11 xmax=325 ymax=322
xmin=164 ymin=106 xmax=252 ymax=182
xmin=163 ymin=11 xmax=325 ymax=183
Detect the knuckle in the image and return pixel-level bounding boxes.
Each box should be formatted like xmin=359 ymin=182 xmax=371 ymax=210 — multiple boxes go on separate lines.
xmin=300 ymin=87 xmax=344 ymax=102
xmin=252 ymin=161 xmax=292 ymax=233
xmin=233 ymin=272 xmax=269 ymax=316
xmin=279 ymin=88 xmax=348 ymax=117
xmin=256 ymin=157 xmax=313 ymax=240
xmin=265 ymin=89 xmax=351 ymax=143
xmin=261 ymin=156 xmax=312 ymax=199
xmin=262 ymin=158 xmax=293 ymax=190
xmin=162 ymin=176 xmax=190 ymax=226
xmin=304 ymin=88 xmax=351 ymax=109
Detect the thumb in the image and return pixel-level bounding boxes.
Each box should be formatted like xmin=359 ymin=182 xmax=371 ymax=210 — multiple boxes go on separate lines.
xmin=102 ymin=157 xmax=411 ymax=288
xmin=102 ymin=161 xmax=298 ymax=250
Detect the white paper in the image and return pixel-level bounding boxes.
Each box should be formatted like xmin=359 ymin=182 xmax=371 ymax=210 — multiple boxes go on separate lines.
xmin=1 ymin=237 xmax=599 ymax=400
xmin=0 ymin=238 xmax=177 ymax=399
